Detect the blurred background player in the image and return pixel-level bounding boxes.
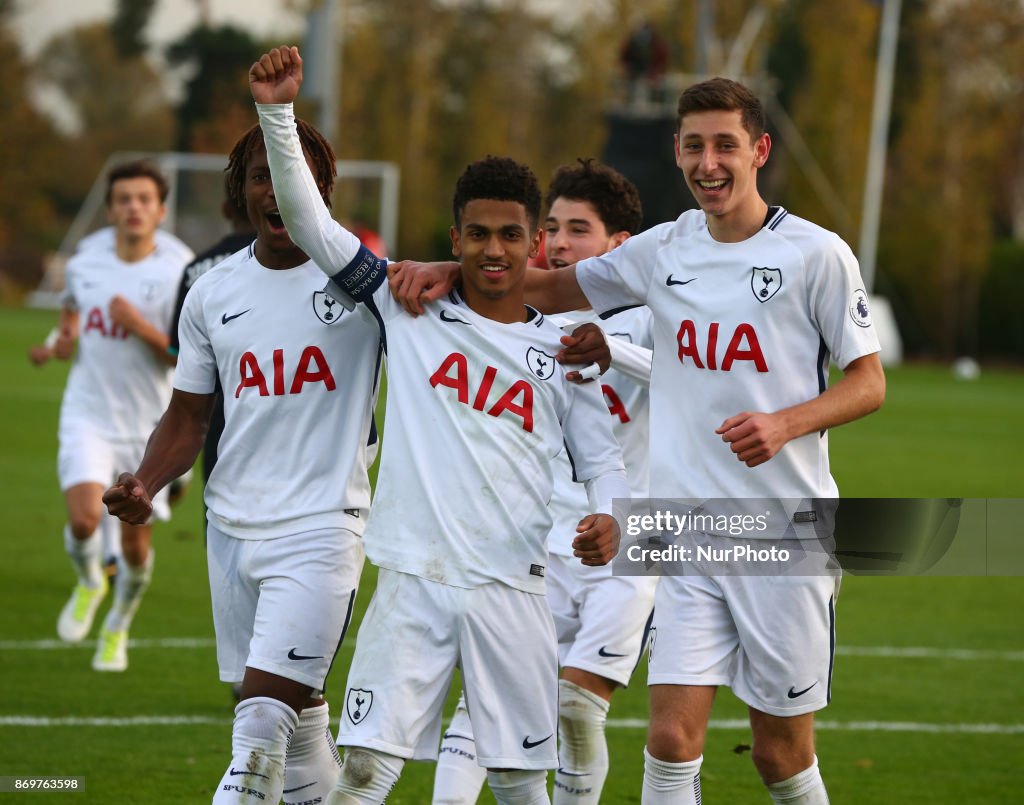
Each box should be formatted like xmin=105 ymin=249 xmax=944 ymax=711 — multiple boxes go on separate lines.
xmin=432 ymin=158 xmax=657 ymax=805
xmin=27 ymin=159 xmax=190 ymax=672
xmin=60 ymin=223 xmax=196 ymax=574
xmin=251 ymin=44 xmax=629 ymax=805
xmin=104 ymin=119 xmax=381 ymax=805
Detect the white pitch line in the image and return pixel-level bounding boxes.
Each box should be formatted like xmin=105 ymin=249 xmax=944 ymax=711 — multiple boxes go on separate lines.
xmin=0 ymin=716 xmax=226 ymax=727
xmin=0 ymin=637 xmax=216 ymax=650
xmin=837 ymin=646 xmax=1024 ymax=662
xmin=4 ymin=639 xmax=1021 ymax=661
xmin=1 ymin=716 xmax=1022 ymax=735
xmin=607 ymin=718 xmax=1024 ymax=735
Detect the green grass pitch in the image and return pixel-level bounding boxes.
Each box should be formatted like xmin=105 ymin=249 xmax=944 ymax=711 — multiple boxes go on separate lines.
xmin=0 ymin=305 xmax=1021 ymax=803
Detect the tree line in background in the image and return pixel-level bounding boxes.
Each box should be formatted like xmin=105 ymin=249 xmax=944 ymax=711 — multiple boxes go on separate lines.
xmin=1 ymin=0 xmax=1022 ymax=359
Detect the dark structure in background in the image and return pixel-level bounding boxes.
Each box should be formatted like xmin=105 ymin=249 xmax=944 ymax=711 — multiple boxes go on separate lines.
xmin=602 ymin=111 xmax=697 ymax=231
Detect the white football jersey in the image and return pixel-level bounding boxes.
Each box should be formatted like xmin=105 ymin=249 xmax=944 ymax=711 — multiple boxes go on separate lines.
xmin=76 ymin=226 xmax=194 ymax=266
xmin=577 ymin=207 xmax=881 ymax=503
xmin=363 ymin=285 xmax=625 ymax=594
xmin=59 ymin=244 xmax=186 ymax=441
xmin=174 ymin=243 xmax=382 ymax=540
xmin=257 ymin=101 xmax=628 ymax=593
xmin=547 ymin=307 xmax=652 ymax=556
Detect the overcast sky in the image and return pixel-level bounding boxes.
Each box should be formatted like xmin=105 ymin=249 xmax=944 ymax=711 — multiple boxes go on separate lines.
xmin=12 ymin=0 xmax=569 ymax=57
xmin=13 ymin=0 xmax=306 ymax=57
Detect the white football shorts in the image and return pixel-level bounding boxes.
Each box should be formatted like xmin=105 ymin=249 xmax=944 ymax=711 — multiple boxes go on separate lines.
xmin=337 ymin=569 xmax=559 ymax=769
xmin=58 ymin=420 xmax=169 ymax=520
xmin=206 ymin=519 xmax=365 ymax=693
xmin=647 ymin=566 xmax=840 ymax=716
xmin=547 ymin=553 xmax=656 ymax=687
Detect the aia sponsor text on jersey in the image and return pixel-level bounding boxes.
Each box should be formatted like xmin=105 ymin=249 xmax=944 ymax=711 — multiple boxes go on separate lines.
xmin=430 ymin=352 xmax=536 ymax=432
xmin=83 ymin=307 xmax=131 ymax=340
xmin=235 ymin=346 xmax=337 ymax=397
xmin=676 ymin=320 xmax=768 ymax=372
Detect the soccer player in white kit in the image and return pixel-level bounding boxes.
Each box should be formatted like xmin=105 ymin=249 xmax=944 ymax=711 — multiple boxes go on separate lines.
xmin=392 ymin=78 xmax=887 ymax=804
xmin=250 ymin=45 xmax=631 ymax=805
xmin=432 ymin=159 xmax=658 ymax=805
xmin=27 ymin=160 xmax=190 ymax=672
xmin=103 ymin=121 xmax=382 ymax=805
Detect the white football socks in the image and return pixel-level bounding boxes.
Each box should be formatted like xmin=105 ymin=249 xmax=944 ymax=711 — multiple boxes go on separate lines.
xmin=282 ymin=702 xmax=342 ymax=804
xmin=641 ymin=747 xmax=703 ymax=804
xmin=553 ymin=680 xmax=610 ymax=805
xmin=766 ymin=757 xmax=830 ymax=804
xmin=101 ymin=549 xmax=153 ymax=633
xmin=328 ymin=748 xmax=404 ymax=804
xmin=433 ymin=693 xmax=488 ymax=804
xmin=213 ymin=696 xmax=298 ymax=804
xmin=64 ymin=524 xmax=104 ymax=588
xmin=487 ymin=769 xmax=550 ymax=805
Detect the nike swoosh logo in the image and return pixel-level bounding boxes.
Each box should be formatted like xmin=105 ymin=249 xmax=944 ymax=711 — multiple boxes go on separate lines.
xmin=282 ymin=782 xmax=317 ymax=793
xmin=787 ymin=682 xmax=818 ymax=699
xmin=440 ymin=310 xmax=470 ymax=325
xmin=666 ymin=275 xmax=697 ymax=286
xmin=221 ymin=309 xmax=251 ymax=324
xmin=442 ymin=732 xmax=474 ymax=743
xmin=557 ymin=768 xmax=590 ymax=778
xmin=598 ymin=646 xmax=628 ymax=658
xmin=287 ymin=648 xmax=324 ymax=661
xmin=522 ymin=734 xmax=553 ymax=749
xmin=229 ymin=768 xmax=269 ymax=779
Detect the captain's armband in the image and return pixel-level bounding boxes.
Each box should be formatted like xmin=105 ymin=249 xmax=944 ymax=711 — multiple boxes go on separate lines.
xmin=325 ymin=244 xmax=387 ymax=310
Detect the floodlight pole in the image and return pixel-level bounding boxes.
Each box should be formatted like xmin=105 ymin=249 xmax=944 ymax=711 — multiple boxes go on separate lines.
xmin=695 ymin=0 xmax=716 ymax=74
xmin=319 ymin=0 xmax=340 ymax=145
xmin=858 ymin=0 xmax=902 ymax=294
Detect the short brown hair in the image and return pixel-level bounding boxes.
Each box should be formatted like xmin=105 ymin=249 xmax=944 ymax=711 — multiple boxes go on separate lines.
xmin=105 ymin=159 xmax=170 ymax=205
xmin=676 ymin=77 xmax=765 ymax=142
xmin=545 ymin=158 xmax=643 ymax=236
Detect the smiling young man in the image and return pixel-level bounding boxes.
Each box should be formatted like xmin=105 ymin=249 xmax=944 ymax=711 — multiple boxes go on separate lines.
xmin=27 ymin=160 xmax=190 ymax=673
xmin=432 ymin=159 xmax=656 ymax=805
xmin=392 ymin=78 xmax=886 ymax=804
xmin=250 ymin=45 xmax=629 ymax=805
xmin=103 ymin=123 xmax=382 ymax=805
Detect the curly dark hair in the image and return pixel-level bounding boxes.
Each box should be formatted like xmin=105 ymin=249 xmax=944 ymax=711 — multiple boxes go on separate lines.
xmin=452 ymin=156 xmax=541 ymax=229
xmin=225 ymin=119 xmax=337 ymax=216
xmin=676 ymin=77 xmax=765 ymax=142
xmin=545 ymin=158 xmax=643 ymax=236
xmin=105 ymin=159 xmax=170 ymax=204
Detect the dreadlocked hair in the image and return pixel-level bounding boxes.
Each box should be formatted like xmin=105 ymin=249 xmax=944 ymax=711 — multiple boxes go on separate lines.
xmin=452 ymin=156 xmax=541 ymax=229
xmin=225 ymin=118 xmax=337 ymax=214
xmin=545 ymin=158 xmax=643 ymax=236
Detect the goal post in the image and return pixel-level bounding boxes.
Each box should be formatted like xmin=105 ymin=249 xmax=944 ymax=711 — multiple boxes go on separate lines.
xmin=27 ymin=151 xmax=400 ymax=308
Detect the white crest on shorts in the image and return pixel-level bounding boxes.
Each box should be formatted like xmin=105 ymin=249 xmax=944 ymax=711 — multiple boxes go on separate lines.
xmin=346 ymin=688 xmax=373 ymax=724
xmin=526 ymin=347 xmax=556 ymax=381
xmin=313 ymin=290 xmax=344 ymax=325
xmin=751 ymin=267 xmax=782 ymax=302
xmin=849 ymin=288 xmax=872 ymax=328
